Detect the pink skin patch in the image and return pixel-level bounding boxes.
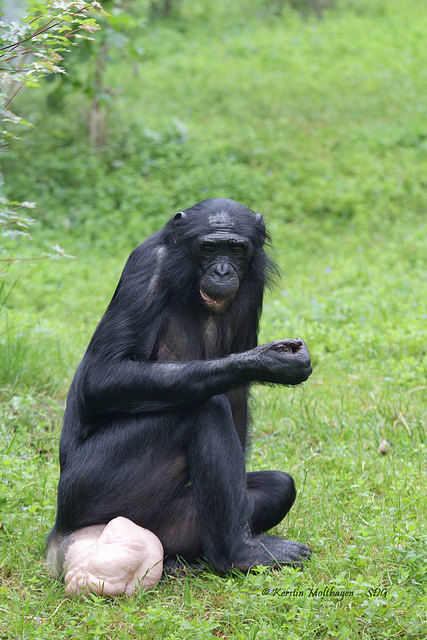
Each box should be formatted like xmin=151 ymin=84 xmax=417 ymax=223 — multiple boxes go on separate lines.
xmin=199 ymin=289 xmax=230 ymax=312
xmin=63 ymin=516 xmax=164 ymax=597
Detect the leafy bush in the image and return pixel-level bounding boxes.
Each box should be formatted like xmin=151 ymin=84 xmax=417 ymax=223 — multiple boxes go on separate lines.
xmin=0 ymin=0 xmax=104 ymax=264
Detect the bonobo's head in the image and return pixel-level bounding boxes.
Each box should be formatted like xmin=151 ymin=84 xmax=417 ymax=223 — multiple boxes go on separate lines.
xmin=165 ymin=198 xmax=268 ymax=314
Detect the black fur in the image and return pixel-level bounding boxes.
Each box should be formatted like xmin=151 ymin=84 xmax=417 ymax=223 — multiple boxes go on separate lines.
xmin=48 ymin=198 xmax=312 ymax=575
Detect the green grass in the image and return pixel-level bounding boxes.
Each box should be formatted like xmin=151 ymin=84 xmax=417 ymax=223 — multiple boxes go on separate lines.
xmin=1 ymin=1 xmax=426 ymax=637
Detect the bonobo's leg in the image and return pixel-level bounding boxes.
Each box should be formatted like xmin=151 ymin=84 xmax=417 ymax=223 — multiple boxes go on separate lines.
xmin=187 ymin=396 xmax=310 ymax=573
xmin=47 ymin=403 xmax=309 ymax=588
xmin=159 ymin=470 xmax=299 ymax=571
xmin=47 ymin=516 xmax=164 ymax=597
xmin=187 ymin=395 xmax=249 ymax=573
xmin=247 ymin=470 xmax=296 ymax=534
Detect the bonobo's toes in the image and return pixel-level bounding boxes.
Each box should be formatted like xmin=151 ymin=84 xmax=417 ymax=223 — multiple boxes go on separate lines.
xmin=277 ymin=539 xmax=312 ymax=563
xmin=232 ymin=534 xmax=311 ymax=572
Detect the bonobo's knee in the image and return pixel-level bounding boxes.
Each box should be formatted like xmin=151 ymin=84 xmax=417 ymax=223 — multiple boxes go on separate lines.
xmin=248 ymin=470 xmax=296 ymax=501
xmin=275 ymin=471 xmax=296 ymax=508
xmin=191 ymin=395 xmax=238 ymax=449
xmin=189 ymin=395 xmax=245 ymax=474
xmin=203 ymin=395 xmax=234 ymax=423
xmin=268 ymin=471 xmax=296 ymax=516
xmin=248 ymin=470 xmax=296 ymax=534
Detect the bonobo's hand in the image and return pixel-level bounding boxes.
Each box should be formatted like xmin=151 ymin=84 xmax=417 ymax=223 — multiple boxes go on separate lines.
xmin=250 ymin=338 xmax=312 ymax=385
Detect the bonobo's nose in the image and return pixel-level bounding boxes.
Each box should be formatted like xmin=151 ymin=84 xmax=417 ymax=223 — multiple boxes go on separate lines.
xmin=214 ymin=262 xmax=232 ymax=281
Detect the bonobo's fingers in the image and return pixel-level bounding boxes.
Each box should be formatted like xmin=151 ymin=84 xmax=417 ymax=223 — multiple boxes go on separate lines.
xmin=279 ymin=338 xmax=304 ymax=353
xmin=251 ymin=338 xmax=312 ymax=385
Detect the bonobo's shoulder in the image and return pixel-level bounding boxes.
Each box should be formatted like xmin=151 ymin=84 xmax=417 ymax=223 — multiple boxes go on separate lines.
xmin=132 ymin=230 xmax=164 ymax=254
xmin=126 ymin=231 xmax=165 ymax=263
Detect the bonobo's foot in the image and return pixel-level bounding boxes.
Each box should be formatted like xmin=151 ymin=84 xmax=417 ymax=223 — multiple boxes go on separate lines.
xmin=231 ymin=534 xmax=311 ymax=572
xmin=63 ymin=516 xmax=164 ymax=597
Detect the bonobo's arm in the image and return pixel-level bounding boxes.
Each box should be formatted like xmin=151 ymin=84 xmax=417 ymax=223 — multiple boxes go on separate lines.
xmin=80 ymin=339 xmax=312 ymax=419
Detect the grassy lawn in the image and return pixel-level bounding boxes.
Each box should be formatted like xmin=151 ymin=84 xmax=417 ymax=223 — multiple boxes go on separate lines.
xmin=1 ymin=1 xmax=426 ymax=637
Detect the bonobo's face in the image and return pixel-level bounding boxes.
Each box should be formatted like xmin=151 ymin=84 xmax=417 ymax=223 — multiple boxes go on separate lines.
xmin=169 ymin=199 xmax=266 ymax=314
xmin=194 ymin=232 xmax=253 ymax=313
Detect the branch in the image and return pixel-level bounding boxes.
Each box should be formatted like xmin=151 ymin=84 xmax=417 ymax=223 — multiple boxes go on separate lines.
xmin=0 ymin=6 xmax=90 ymax=53
xmin=4 ymin=82 xmax=26 ymax=108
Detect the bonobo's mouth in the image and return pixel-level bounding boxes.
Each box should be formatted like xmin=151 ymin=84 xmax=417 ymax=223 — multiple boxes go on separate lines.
xmin=199 ymin=289 xmax=231 ymax=313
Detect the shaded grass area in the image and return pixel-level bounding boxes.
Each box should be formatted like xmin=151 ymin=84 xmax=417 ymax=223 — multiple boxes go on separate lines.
xmin=1 ymin=1 xmax=426 ymax=637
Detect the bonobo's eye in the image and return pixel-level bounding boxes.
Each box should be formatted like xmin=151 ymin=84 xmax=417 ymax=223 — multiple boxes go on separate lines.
xmin=202 ymin=244 xmax=215 ymax=256
xmin=230 ymin=245 xmax=244 ymax=256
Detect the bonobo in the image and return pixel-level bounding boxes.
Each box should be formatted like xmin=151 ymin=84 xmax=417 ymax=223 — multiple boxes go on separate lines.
xmin=47 ymin=198 xmax=312 ymax=596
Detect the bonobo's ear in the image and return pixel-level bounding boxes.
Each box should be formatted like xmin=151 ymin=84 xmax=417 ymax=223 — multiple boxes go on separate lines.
xmin=255 ymin=213 xmax=266 ymax=245
xmin=173 ymin=211 xmax=187 ymax=227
